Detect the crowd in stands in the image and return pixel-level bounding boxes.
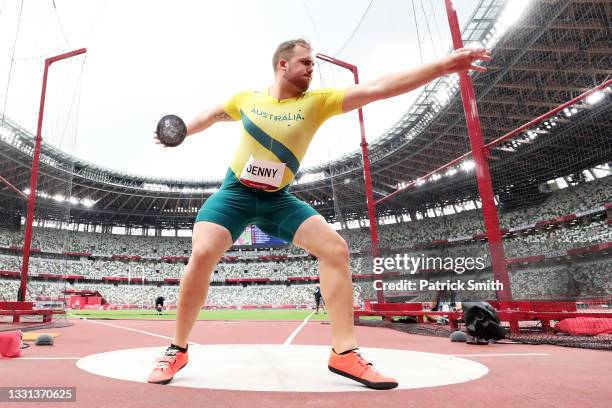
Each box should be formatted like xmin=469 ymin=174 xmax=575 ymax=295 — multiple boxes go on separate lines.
xmin=1 ymin=253 xmax=609 ymax=306
xmin=503 ymin=219 xmax=611 ymax=257
xmin=506 ymin=258 xmax=612 ymax=299
xmin=0 ymin=228 xmax=193 ymax=257
xmin=376 ymin=176 xmax=611 ymax=250
xmin=1 ymin=177 xmax=608 ymax=256
xmin=0 ymin=176 xmax=609 ymax=306
xmin=377 ymin=257 xmax=612 ymax=303
xmin=0 ymin=279 xmax=364 ymax=308
xmin=0 ymin=255 xmax=371 ymax=281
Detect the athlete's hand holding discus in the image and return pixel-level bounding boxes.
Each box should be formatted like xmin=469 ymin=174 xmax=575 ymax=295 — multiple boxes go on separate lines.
xmin=154 ymin=115 xmax=187 ymax=147
xmin=154 ymin=105 xmax=234 ymax=148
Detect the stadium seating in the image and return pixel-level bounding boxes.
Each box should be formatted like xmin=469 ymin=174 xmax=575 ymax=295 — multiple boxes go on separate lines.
xmin=0 ymin=176 xmax=610 ymax=306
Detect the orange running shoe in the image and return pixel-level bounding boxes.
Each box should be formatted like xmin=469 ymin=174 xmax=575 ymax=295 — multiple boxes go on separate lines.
xmin=328 ymin=348 xmax=398 ymax=390
xmin=147 ymin=347 xmax=189 ymax=385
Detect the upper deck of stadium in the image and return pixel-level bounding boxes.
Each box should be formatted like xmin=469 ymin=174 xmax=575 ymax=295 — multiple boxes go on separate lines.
xmin=0 ymin=0 xmax=610 ymax=229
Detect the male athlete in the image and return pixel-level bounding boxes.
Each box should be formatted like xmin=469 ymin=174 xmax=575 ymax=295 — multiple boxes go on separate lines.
xmin=148 ymin=39 xmax=490 ymax=389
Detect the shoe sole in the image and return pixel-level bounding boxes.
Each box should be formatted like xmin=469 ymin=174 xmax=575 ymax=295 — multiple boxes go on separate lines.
xmin=328 ymin=365 xmax=398 ymax=390
xmin=148 ymin=360 xmax=188 ymax=385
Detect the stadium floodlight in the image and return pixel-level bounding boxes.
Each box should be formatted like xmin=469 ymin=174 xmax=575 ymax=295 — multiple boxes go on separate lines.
xmin=446 ymin=168 xmax=457 ymax=177
xmin=0 ymin=127 xmax=12 ymax=140
xmin=500 ymin=0 xmax=532 ymax=26
xmin=482 ymin=0 xmax=531 ymax=49
xmin=586 ymin=91 xmax=605 ymax=105
xmin=297 ymin=172 xmax=325 ymax=184
xmin=461 ymin=160 xmax=475 ymax=172
xmin=434 ymin=89 xmax=451 ymax=105
xmin=82 ymin=199 xmax=95 ymax=208
xmin=143 ymin=182 xmax=170 ymax=192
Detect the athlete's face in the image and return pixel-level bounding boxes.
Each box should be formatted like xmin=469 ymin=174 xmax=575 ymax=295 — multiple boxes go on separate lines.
xmin=283 ymin=45 xmax=314 ymax=92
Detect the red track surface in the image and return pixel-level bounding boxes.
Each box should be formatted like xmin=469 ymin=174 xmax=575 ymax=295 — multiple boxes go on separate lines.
xmin=3 ymin=318 xmax=612 ymax=408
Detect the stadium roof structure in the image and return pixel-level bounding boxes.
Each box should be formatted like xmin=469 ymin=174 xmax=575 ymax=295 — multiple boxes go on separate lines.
xmin=1 ymin=0 xmax=611 ymax=230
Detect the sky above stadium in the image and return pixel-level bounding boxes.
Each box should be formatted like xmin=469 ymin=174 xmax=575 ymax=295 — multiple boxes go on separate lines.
xmin=0 ymin=0 xmax=479 ymax=181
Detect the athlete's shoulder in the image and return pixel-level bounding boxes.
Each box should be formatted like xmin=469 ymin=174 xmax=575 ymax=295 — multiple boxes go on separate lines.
xmin=231 ymin=89 xmax=260 ymax=98
xmin=305 ymin=88 xmax=347 ymax=119
xmin=306 ymin=87 xmax=345 ymax=97
xmin=225 ymin=89 xmax=263 ymax=109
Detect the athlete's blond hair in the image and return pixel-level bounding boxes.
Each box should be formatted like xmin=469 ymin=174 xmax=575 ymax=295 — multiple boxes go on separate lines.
xmin=272 ymin=39 xmax=312 ymax=72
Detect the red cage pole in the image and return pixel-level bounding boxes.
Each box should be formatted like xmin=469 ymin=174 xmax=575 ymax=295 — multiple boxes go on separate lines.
xmin=19 ymin=48 xmax=87 ymax=302
xmin=316 ymin=53 xmax=384 ymax=303
xmin=0 ymin=175 xmax=28 ymax=199
xmin=443 ymin=0 xmax=513 ymax=307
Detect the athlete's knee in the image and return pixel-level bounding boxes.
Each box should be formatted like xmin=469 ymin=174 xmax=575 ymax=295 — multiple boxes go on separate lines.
xmin=320 ymin=236 xmax=350 ymax=267
xmin=189 ymin=244 xmax=218 ymax=266
xmin=190 ymin=222 xmax=233 ymax=262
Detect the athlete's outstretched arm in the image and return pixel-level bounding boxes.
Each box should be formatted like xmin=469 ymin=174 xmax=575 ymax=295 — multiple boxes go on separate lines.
xmin=341 ymin=48 xmax=491 ymax=113
xmin=185 ymin=104 xmax=236 ymax=137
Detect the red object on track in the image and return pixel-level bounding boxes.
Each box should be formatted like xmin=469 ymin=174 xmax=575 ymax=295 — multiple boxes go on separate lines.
xmin=556 ymin=318 xmax=612 ymax=336
xmin=0 ymin=330 xmax=22 ymax=358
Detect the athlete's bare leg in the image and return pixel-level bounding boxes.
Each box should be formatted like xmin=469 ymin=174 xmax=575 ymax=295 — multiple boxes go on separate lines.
xmin=172 ymin=221 xmax=233 ymax=348
xmin=293 ymin=215 xmax=357 ymax=353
